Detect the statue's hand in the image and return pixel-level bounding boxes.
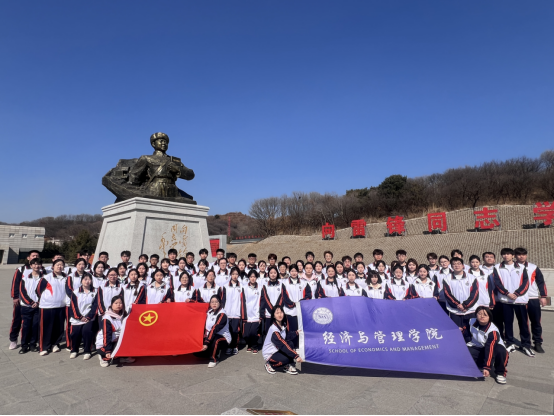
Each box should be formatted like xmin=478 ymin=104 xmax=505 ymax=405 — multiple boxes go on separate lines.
xmin=169 ymin=164 xmax=180 ymax=174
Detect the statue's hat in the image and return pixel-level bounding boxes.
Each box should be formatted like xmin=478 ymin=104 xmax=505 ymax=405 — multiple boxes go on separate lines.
xmin=150 ymin=132 xmax=169 ymax=144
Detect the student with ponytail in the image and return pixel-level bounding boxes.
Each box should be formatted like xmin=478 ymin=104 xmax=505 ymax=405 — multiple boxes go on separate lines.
xmin=68 ymin=273 xmax=97 ymax=360
xmin=201 ymin=295 xmax=231 ymax=368
xmin=262 ymin=305 xmax=303 ymax=375
xmin=122 ymin=269 xmax=144 ymax=313
xmin=95 ymin=296 xmax=134 ymax=367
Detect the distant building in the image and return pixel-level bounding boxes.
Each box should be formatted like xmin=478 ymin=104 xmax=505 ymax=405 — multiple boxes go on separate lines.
xmin=0 ymin=225 xmax=45 ymax=265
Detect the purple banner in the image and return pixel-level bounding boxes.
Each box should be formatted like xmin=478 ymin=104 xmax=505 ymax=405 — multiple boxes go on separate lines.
xmin=298 ymin=297 xmax=482 ymax=378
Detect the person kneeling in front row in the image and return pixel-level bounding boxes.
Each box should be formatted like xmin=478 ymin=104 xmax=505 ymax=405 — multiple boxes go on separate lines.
xmin=201 ymin=295 xmax=231 ymax=368
xmin=463 ymin=306 xmax=509 ymax=384
xmin=95 ymin=296 xmax=135 ymax=367
xmin=262 ymin=305 xmax=303 ymax=375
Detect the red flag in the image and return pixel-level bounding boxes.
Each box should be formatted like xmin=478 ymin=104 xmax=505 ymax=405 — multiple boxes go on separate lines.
xmin=113 ymin=303 xmax=209 ymax=358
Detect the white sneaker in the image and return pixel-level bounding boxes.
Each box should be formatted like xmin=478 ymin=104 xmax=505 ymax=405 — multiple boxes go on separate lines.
xmin=232 ymin=348 xmax=239 ymax=355
xmin=69 ymin=352 xmax=77 ymax=359
xmin=522 ymin=347 xmax=535 ymax=357
xmin=506 ymin=344 xmax=516 ymax=353
xmin=208 ymin=361 xmax=217 ymax=368
xmin=9 ymin=341 xmax=17 ymax=350
xmin=39 ymin=350 xmax=48 ymax=356
xmin=83 ymin=354 xmax=91 ymax=360
xmin=284 ymin=364 xmax=298 ymax=375
xmin=495 ymin=375 xmax=507 ymax=384
xmin=225 ymin=348 xmax=233 ymax=355
xmin=120 ymin=357 xmax=136 ymax=363
xmin=264 ymin=362 xmax=276 ymax=375
xmin=100 ymin=359 xmax=110 ymax=368
xmin=52 ymin=345 xmax=60 ymax=353
xmin=65 ymin=348 xmax=71 ymax=352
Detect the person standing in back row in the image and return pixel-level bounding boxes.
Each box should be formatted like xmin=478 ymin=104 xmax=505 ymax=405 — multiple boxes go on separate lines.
xmin=9 ymin=250 xmax=41 ymax=350
xmin=492 ymin=248 xmax=534 ymax=357
xmin=514 ymin=247 xmax=547 ymax=354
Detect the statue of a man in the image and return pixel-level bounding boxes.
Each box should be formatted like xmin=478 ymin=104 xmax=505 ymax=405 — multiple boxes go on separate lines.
xmin=128 ymin=132 xmax=195 ymax=199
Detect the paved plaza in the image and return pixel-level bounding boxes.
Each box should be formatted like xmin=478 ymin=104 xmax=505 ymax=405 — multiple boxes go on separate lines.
xmin=0 ymin=266 xmax=552 ymax=415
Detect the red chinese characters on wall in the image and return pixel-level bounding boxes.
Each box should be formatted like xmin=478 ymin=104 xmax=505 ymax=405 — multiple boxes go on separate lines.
xmin=322 ymin=222 xmax=335 ymax=239
xmin=351 ymin=220 xmax=367 ymax=237
xmin=427 ymin=212 xmax=447 ymax=233
xmin=533 ymin=201 xmax=554 ymax=226
xmin=387 ymin=216 xmax=405 ymax=235
xmin=474 ymin=207 xmax=500 ymax=230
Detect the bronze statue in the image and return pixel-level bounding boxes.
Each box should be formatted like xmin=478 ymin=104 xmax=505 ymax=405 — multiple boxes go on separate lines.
xmin=102 ymin=132 xmax=196 ymax=204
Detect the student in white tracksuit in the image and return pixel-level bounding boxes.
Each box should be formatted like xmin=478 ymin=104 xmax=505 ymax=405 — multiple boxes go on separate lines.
xmin=463 ymin=306 xmax=509 ymax=384
xmin=122 ymin=269 xmax=144 ymax=313
xmin=241 ymin=270 xmax=263 ymax=353
xmin=408 ymin=265 xmax=439 ymax=299
xmin=365 ymin=271 xmax=386 ymax=299
xmin=173 ymin=272 xmax=196 ymax=303
xmin=221 ymin=268 xmax=242 ymax=356
xmin=262 ymin=305 xmax=303 ymax=375
xmin=404 ymin=259 xmax=419 ymax=285
xmin=36 ymin=259 xmax=68 ymax=355
xmin=300 ymin=262 xmax=319 ymax=300
xmin=433 ymin=255 xmax=452 ymax=314
xmin=385 ymin=266 xmax=411 ymax=301
xmin=68 ymin=273 xmax=97 ymax=359
xmin=136 ymin=263 xmax=150 ymax=285
xmin=315 ymin=266 xmax=345 ymax=298
xmin=201 ymin=295 xmax=231 ymax=368
xmin=343 ymin=270 xmax=368 ymax=297
xmin=282 ymin=265 xmax=310 ymax=349
xmin=95 ymin=296 xmax=134 ymax=367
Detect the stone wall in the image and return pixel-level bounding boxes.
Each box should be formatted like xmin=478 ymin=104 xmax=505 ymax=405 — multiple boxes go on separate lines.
xmin=229 ymin=205 xmax=554 ymax=267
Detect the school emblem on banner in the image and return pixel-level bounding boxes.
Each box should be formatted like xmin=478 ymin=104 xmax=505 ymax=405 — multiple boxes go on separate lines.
xmin=312 ymin=307 xmax=333 ymax=324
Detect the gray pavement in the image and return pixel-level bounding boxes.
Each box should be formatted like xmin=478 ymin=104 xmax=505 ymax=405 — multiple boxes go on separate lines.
xmin=0 ymin=266 xmax=552 ymax=415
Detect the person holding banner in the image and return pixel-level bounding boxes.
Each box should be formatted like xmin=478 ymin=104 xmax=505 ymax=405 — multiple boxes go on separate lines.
xmin=463 ymin=306 xmax=508 ymax=384
xmin=122 ymin=269 xmax=144 ymax=313
xmin=262 ymin=305 xmax=303 ymax=375
xmin=343 ymin=270 xmax=368 ymax=297
xmin=300 ymin=262 xmax=318 ymax=300
xmin=95 ymin=296 xmax=134 ymax=367
xmin=315 ymin=266 xmax=344 ymax=298
xmin=434 ymin=255 xmax=452 ymax=314
xmin=201 ymin=295 xmax=231 ymax=368
xmin=443 ymin=258 xmax=479 ymax=338
xmin=283 ymin=264 xmax=309 ymax=349
xmin=174 ymin=271 xmax=196 ymax=302
xmin=260 ymin=266 xmax=294 ymax=339
xmin=137 ymin=269 xmax=173 ymax=304
xmin=95 ymin=268 xmax=124 ymax=318
xmin=408 ymin=265 xmax=439 ymax=299
xmin=241 ymin=270 xmax=262 ymax=354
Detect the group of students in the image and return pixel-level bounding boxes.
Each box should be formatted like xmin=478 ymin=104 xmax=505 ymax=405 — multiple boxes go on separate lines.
xmin=8 ymin=246 xmax=547 ymax=382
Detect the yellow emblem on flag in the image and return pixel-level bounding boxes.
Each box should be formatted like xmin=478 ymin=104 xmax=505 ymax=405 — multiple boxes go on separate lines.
xmin=139 ymin=310 xmax=159 ymax=326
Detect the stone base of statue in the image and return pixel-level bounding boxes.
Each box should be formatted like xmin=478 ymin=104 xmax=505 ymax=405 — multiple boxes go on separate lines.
xmin=94 ymin=197 xmax=213 ymax=265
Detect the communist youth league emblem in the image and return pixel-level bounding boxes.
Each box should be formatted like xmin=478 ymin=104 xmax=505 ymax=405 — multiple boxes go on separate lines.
xmin=139 ymin=310 xmax=159 ymax=326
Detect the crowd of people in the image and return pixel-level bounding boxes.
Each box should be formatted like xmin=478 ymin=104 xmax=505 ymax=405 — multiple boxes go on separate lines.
xmin=8 ymin=245 xmax=548 ymax=383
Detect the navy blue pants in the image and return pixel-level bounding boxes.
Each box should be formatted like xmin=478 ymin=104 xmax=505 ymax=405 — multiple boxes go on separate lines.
xmin=468 ymin=345 xmax=508 ymax=377
xmin=502 ymin=303 xmax=531 ymax=348
xmin=242 ymin=321 xmax=260 ymax=350
xmin=228 ymin=318 xmax=240 ymax=349
xmin=40 ymin=307 xmax=66 ymax=352
xmin=9 ymin=303 xmax=22 ymax=342
xmin=268 ymin=339 xmax=296 ymax=368
xmin=70 ymin=321 xmax=95 ymax=354
xmin=286 ymin=315 xmax=299 ymax=349
xmin=21 ymin=306 xmax=40 ymax=348
xmin=527 ymin=299 xmax=543 ymax=344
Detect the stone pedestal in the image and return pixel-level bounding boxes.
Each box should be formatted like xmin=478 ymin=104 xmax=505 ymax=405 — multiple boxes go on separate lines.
xmin=95 ymin=197 xmax=213 ymax=266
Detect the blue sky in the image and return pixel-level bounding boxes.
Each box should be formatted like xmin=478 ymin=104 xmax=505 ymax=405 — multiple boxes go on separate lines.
xmin=1 ymin=1 xmax=553 ymax=223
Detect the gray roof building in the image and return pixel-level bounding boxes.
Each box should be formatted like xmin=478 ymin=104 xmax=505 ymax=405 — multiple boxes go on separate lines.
xmin=0 ymin=225 xmax=45 ymax=265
